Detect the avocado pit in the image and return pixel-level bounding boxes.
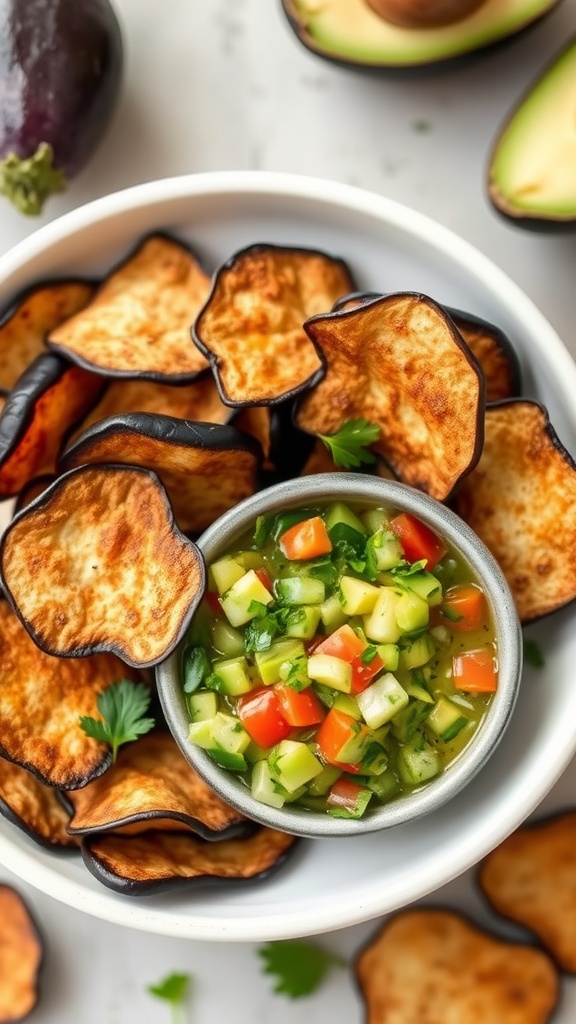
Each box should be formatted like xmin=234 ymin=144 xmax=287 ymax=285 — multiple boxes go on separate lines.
xmin=365 ymin=0 xmax=487 ymax=28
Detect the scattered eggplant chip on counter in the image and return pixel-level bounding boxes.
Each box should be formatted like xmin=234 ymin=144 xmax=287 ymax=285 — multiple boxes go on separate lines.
xmin=0 ymin=279 xmax=95 ymax=394
xmin=0 ymin=757 xmax=78 ymax=850
xmin=355 ymin=908 xmax=559 ymax=1024
xmin=0 ymin=885 xmax=43 ymax=1024
xmin=47 ymin=234 xmax=211 ymax=382
xmin=62 ymin=731 xmax=251 ymax=840
xmin=0 ymin=601 xmax=138 ymax=789
xmin=60 ymin=416 xmax=262 ymax=535
xmin=193 ymin=243 xmax=354 ymax=405
xmin=0 ymin=353 xmax=104 ymax=499
xmin=452 ymin=399 xmax=576 ymax=622
xmin=12 ymin=475 xmax=57 ymax=515
xmin=445 ymin=307 xmax=522 ymax=402
xmin=0 ymin=465 xmax=206 ymax=668
xmin=479 ymin=811 xmax=576 ymax=973
xmin=296 ymin=293 xmax=485 ymax=500
xmin=82 ymin=826 xmax=299 ymax=896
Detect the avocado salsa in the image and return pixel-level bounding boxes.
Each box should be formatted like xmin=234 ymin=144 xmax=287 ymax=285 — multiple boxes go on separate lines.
xmin=182 ymin=502 xmax=498 ymax=820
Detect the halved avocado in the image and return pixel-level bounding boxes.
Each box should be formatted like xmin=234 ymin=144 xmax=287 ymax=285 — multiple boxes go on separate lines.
xmin=281 ymin=0 xmax=561 ymax=72
xmin=488 ymin=36 xmax=576 ymax=229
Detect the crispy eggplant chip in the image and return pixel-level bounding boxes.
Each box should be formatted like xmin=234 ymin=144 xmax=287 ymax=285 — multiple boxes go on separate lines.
xmin=300 ymin=438 xmax=343 ymax=475
xmin=193 ymin=243 xmax=354 ymax=405
xmin=296 ymin=293 xmax=485 ymax=501
xmin=0 ymin=354 xmax=104 ymax=499
xmin=62 ymin=731 xmax=250 ymax=840
xmin=60 ymin=415 xmax=262 ymax=535
xmin=0 ymin=279 xmax=95 ymax=395
xmin=0 ymin=885 xmax=43 ymax=1023
xmin=355 ymin=909 xmax=558 ymax=1024
xmin=0 ymin=602 xmax=137 ymax=789
xmin=13 ymin=475 xmax=57 ymax=515
xmin=452 ymin=400 xmax=576 ymax=622
xmin=445 ymin=307 xmax=522 ymax=402
xmin=47 ymin=234 xmax=211 ymax=382
xmin=479 ymin=811 xmax=576 ymax=973
xmin=232 ymin=406 xmax=273 ymax=468
xmin=82 ymin=826 xmax=298 ymax=896
xmin=0 ymin=465 xmax=206 ymax=669
xmin=0 ymin=758 xmax=78 ymax=850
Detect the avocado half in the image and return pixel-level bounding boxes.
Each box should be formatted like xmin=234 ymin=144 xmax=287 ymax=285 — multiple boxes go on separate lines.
xmin=281 ymin=0 xmax=562 ymax=72
xmin=488 ymin=36 xmax=576 ymax=229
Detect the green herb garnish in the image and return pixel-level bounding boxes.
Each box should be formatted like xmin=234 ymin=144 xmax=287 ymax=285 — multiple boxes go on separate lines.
xmin=361 ymin=645 xmax=379 ymax=664
xmin=258 ymin=940 xmax=346 ymax=999
xmin=79 ymin=679 xmax=155 ymax=763
xmin=317 ymin=418 xmax=380 ymax=470
xmin=523 ymin=638 xmax=545 ymax=668
xmin=147 ymin=971 xmax=191 ymax=1024
xmin=182 ymin=646 xmax=211 ymax=694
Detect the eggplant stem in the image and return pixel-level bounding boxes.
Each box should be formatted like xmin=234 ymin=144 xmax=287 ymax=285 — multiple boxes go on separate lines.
xmin=0 ymin=143 xmax=66 ymax=215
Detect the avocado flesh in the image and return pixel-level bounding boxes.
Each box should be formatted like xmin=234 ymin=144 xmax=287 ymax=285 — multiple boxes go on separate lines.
xmin=489 ymin=38 xmax=576 ymax=222
xmin=285 ymin=0 xmax=559 ymax=67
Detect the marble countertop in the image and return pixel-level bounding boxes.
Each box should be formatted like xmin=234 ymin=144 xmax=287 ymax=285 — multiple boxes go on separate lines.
xmin=1 ymin=1 xmax=576 ymax=1020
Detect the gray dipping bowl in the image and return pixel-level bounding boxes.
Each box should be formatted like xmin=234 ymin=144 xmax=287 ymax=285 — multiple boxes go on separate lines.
xmin=156 ymin=474 xmax=522 ymax=838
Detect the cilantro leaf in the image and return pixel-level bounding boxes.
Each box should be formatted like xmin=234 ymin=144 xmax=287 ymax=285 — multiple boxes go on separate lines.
xmin=147 ymin=971 xmax=191 ymax=1024
xmin=523 ymin=638 xmax=545 ymax=668
xmin=182 ymin=646 xmax=211 ymax=694
xmin=79 ymin=679 xmax=155 ymax=763
xmin=258 ymin=939 xmax=346 ymax=999
xmin=390 ymin=559 xmax=427 ymax=577
xmin=317 ymin=418 xmax=380 ymax=470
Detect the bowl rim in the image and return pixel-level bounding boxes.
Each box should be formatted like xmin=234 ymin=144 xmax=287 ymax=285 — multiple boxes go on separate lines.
xmin=156 ymin=473 xmax=522 ymax=838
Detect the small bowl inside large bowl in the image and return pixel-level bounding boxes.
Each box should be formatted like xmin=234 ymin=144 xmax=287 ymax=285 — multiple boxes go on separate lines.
xmin=157 ymin=472 xmax=522 ymax=838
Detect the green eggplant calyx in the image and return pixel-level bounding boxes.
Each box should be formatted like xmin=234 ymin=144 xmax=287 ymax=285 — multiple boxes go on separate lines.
xmin=0 ymin=143 xmax=67 ymax=216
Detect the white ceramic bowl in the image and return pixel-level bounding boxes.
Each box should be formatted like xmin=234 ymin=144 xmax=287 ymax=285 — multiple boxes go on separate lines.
xmin=0 ymin=171 xmax=574 ymax=942
xmin=157 ymin=474 xmax=522 ymax=838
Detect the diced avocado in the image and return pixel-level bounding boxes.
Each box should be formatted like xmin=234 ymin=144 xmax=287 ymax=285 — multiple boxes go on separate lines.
xmin=398 ymin=634 xmax=435 ymax=670
xmin=212 ymin=656 xmax=253 ymax=696
xmin=220 ymin=570 xmax=273 ymax=627
xmin=427 ymin=696 xmax=470 ymax=741
xmin=363 ymin=588 xmax=403 ymax=643
xmin=319 ymin=594 xmax=347 ymax=633
xmin=339 ymin=576 xmax=380 ymax=615
xmin=275 ymin=576 xmax=325 ymax=606
xmin=255 ymin=639 xmax=306 ymax=685
xmin=398 ymin=735 xmax=441 ymax=785
xmin=398 ymin=570 xmax=443 ymax=606
xmin=306 ymin=763 xmax=342 ymax=796
xmin=356 ymin=673 xmax=409 ymax=729
xmin=268 ymin=739 xmax=323 ymax=792
xmin=395 ymin=591 xmax=429 ymax=633
xmin=251 ymin=760 xmax=285 ymax=809
xmin=210 ymin=556 xmax=245 ymax=595
xmin=187 ymin=691 xmax=218 ymax=722
xmin=285 ymin=604 xmax=321 ymax=639
xmin=211 ymin=619 xmax=245 ymax=658
xmin=307 ymin=653 xmax=352 ymax=693
xmin=210 ymin=712 xmax=251 ymax=755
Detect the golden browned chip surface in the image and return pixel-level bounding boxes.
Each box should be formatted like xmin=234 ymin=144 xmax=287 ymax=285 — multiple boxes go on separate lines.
xmin=60 ymin=416 xmax=261 ymax=535
xmin=356 ymin=909 xmax=558 ymax=1024
xmin=83 ymin=826 xmax=298 ymax=894
xmin=452 ymin=400 xmax=576 ymax=622
xmin=0 ymin=465 xmax=206 ymax=668
xmin=48 ymin=235 xmax=210 ymax=381
xmin=0 ymin=885 xmax=43 ymax=1023
xmin=193 ymin=244 xmax=354 ymax=404
xmin=480 ymin=812 xmax=576 ymax=972
xmin=12 ymin=476 xmax=57 ymax=515
xmin=450 ymin=313 xmax=521 ymax=402
xmin=0 ymin=602 xmax=136 ymax=789
xmin=296 ymin=294 xmax=484 ymax=501
xmin=0 ymin=279 xmax=95 ymax=394
xmin=64 ymin=731 xmax=249 ymax=838
xmin=0 ymin=757 xmax=78 ymax=848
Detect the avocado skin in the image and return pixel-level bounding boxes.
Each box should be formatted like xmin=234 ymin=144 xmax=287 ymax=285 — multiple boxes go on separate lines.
xmin=281 ymin=0 xmax=562 ymax=74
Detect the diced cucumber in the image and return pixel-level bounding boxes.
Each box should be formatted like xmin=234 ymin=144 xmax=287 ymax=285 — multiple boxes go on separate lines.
xmin=285 ymin=605 xmax=321 ymax=640
xmin=323 ymin=501 xmax=367 ymax=538
xmin=333 ymin=693 xmax=362 ymax=719
xmin=244 ymin=739 xmax=272 ymax=764
xmin=210 ymin=712 xmax=251 ymax=755
xmin=398 ymin=735 xmax=441 ymax=785
xmin=390 ymin=700 xmax=433 ymax=743
xmin=356 ymin=673 xmax=409 ymax=729
xmin=296 ymin=794 xmax=331 ymax=811
xmin=275 ymin=576 xmax=325 ymax=606
xmin=339 ymin=576 xmax=380 ymax=615
xmin=377 ymin=643 xmax=400 ymax=671
xmin=268 ymin=740 xmax=323 ymax=792
xmin=312 ymin=683 xmax=337 ymax=709
xmin=328 ymin=783 xmax=373 ymax=819
xmin=207 ymin=747 xmax=248 ymax=771
xmin=211 ymin=619 xmax=245 ymax=658
xmin=359 ymin=742 xmax=389 ymax=776
xmin=404 ymin=677 xmax=434 ymax=703
xmin=363 ymin=588 xmax=403 ymax=643
xmin=395 ymin=591 xmax=429 ymax=633
xmin=210 ymin=557 xmax=246 ymax=595
xmin=188 ymin=718 xmax=216 ymax=749
xmin=398 ymin=634 xmax=435 ymax=670
xmin=255 ymin=639 xmax=305 ymax=685
xmin=361 ymin=508 xmax=388 ymax=534
xmin=397 ymin=570 xmax=443 ymax=607
xmin=426 ymin=697 xmax=469 ymax=741
xmin=251 ymin=760 xmax=285 ymax=809
xmin=186 ymin=691 xmax=218 ymax=722
xmin=366 ymin=767 xmax=402 ymax=802
xmin=307 ymin=653 xmax=352 ymax=693
xmin=220 ymin=570 xmax=273 ymax=627
xmin=334 ymin=719 xmax=371 ymax=764
xmin=367 ymin=529 xmax=404 ymax=571
xmin=306 ymin=764 xmax=342 ymax=796
xmin=319 ymin=594 xmax=347 ymax=633
xmin=233 ymin=550 xmax=265 ymax=570
xmin=278 ymin=653 xmax=311 ymax=691
xmin=212 ymin=656 xmax=253 ymax=696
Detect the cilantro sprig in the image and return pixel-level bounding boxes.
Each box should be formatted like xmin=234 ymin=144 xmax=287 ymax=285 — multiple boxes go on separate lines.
xmin=147 ymin=972 xmax=191 ymax=1024
xmin=317 ymin=418 xmax=380 ymax=470
xmin=79 ymin=679 xmax=155 ymax=763
xmin=258 ymin=939 xmax=346 ymax=999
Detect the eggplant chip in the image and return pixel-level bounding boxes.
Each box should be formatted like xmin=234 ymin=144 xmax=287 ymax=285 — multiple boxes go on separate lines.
xmin=479 ymin=811 xmax=576 ymax=973
xmin=13 ymin=475 xmax=57 ymax=515
xmin=0 ymin=757 xmax=78 ymax=850
xmin=0 ymin=279 xmax=95 ymax=395
xmin=296 ymin=293 xmax=484 ymax=500
xmin=0 ymin=354 xmax=104 ymax=499
xmin=48 ymin=235 xmax=211 ymax=382
xmin=193 ymin=243 xmax=354 ymax=405
xmin=355 ymin=909 xmax=558 ymax=1024
xmin=452 ymin=400 xmax=576 ymax=622
xmin=0 ymin=602 xmax=137 ymax=789
xmin=60 ymin=415 xmax=262 ymax=535
xmin=446 ymin=307 xmax=522 ymax=402
xmin=300 ymin=438 xmax=343 ymax=475
xmin=0 ymin=465 xmax=206 ymax=668
xmin=0 ymin=885 xmax=43 ymax=1023
xmin=82 ymin=826 xmax=298 ymax=896
xmin=63 ymin=731 xmax=249 ymax=840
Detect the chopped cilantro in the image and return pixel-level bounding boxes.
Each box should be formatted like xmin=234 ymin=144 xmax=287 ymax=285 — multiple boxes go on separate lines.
xmin=79 ymin=679 xmax=155 ymax=763
xmin=147 ymin=971 xmax=191 ymax=1024
xmin=390 ymin=559 xmax=427 ymax=577
xmin=258 ymin=939 xmax=346 ymax=999
xmin=317 ymin=418 xmax=380 ymax=470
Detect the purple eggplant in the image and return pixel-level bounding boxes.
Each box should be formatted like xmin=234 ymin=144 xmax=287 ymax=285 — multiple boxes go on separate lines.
xmin=0 ymin=0 xmax=123 ymax=215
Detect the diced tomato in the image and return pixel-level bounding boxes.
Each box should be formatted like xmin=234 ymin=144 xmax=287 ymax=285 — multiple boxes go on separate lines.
xmin=389 ymin=512 xmax=447 ymax=570
xmin=441 ymin=584 xmax=487 ymax=632
xmin=236 ymin=687 xmax=291 ymax=747
xmin=273 ymin=684 xmax=326 ymax=727
xmin=204 ymin=590 xmax=223 ymax=617
xmin=315 ymin=708 xmax=370 ymax=767
xmin=278 ymin=516 xmax=333 ymax=561
xmin=315 ymin=624 xmax=383 ymax=694
xmin=327 ymin=777 xmax=371 ymax=814
xmin=254 ymin=567 xmax=273 ymax=594
xmin=453 ymin=647 xmax=498 ymax=693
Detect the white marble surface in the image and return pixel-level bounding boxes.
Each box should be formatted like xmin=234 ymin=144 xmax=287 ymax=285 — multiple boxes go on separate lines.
xmin=1 ymin=1 xmax=576 ymax=1020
